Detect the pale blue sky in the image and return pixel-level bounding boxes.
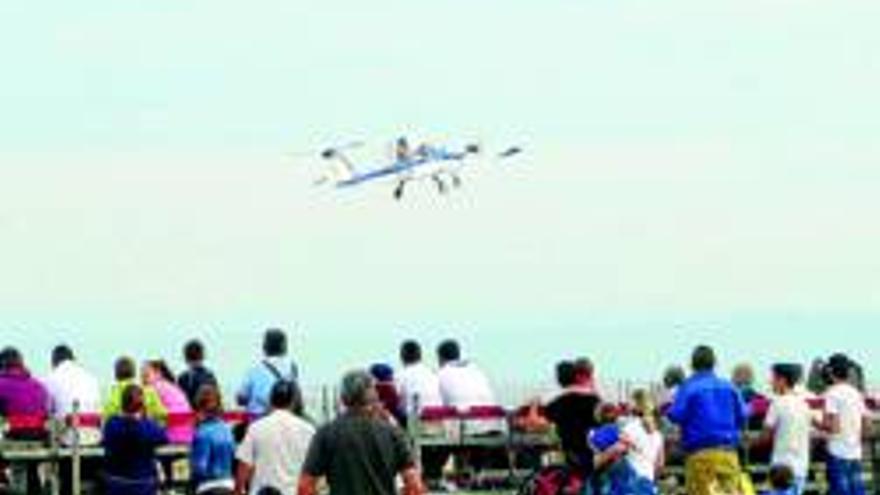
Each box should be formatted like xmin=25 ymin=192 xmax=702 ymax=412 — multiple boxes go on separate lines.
xmin=1 ymin=0 xmax=879 ymax=393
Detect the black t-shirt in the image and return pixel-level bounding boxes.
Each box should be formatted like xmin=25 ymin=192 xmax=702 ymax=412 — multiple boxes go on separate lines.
xmin=544 ymin=390 xmax=602 ymax=470
xmin=177 ymin=365 xmax=218 ymax=407
xmin=302 ymin=411 xmax=414 ymax=495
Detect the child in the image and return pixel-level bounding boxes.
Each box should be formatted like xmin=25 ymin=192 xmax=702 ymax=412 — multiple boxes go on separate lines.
xmin=763 ymin=464 xmax=796 ymax=495
xmin=762 ymin=363 xmax=813 ymax=495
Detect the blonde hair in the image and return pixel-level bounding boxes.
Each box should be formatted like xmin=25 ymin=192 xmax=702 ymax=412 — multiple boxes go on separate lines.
xmin=631 ymin=389 xmax=659 ymax=433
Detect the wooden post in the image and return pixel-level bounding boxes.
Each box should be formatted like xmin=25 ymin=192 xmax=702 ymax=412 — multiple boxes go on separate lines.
xmin=71 ymin=400 xmax=82 ymax=495
xmin=48 ymin=416 xmax=61 ymax=495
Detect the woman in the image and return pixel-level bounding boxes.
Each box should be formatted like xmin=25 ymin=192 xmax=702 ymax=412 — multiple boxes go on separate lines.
xmin=142 ymin=359 xmax=193 ymax=444
xmin=102 ymin=384 xmax=168 ymax=495
xmin=190 ymin=384 xmax=235 ymax=495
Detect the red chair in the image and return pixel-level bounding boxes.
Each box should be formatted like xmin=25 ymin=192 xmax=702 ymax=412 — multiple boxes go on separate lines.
xmin=68 ymin=412 xmax=102 ymax=429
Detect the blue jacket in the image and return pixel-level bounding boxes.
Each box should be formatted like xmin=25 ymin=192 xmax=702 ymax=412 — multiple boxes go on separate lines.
xmin=190 ymin=416 xmax=235 ymax=488
xmin=667 ymin=371 xmax=747 ymax=453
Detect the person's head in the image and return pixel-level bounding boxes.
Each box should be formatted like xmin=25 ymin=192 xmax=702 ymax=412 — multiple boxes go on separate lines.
xmin=51 ymin=344 xmax=75 ymax=368
xmin=732 ymin=363 xmax=755 ymax=389
xmin=183 ymin=339 xmax=205 ymax=366
xmin=270 ymin=379 xmax=304 ymax=416
xmin=195 ymin=384 xmax=224 ymax=418
xmin=369 ymin=363 xmax=394 ymax=383
xmin=768 ymin=464 xmax=794 ymax=491
xmin=691 ymin=345 xmax=716 ymax=373
xmin=770 ymin=363 xmax=803 ymax=395
xmin=555 ymin=360 xmax=576 ymax=388
xmin=114 ymin=356 xmax=136 ymax=382
xmin=142 ymin=359 xmax=175 ymax=385
xmin=399 ymin=340 xmax=422 ymax=366
xmin=263 ymin=328 xmax=288 ymax=358
xmin=436 ymin=339 xmax=461 ymax=367
xmin=826 ymin=353 xmax=852 ymax=383
xmin=121 ymin=384 xmax=145 ymax=416
xmin=0 ymin=347 xmax=23 ymax=372
xmin=631 ymin=389 xmax=659 ymax=432
xmin=340 ymin=369 xmax=379 ymax=411
xmin=256 ymin=487 xmax=284 ymax=495
xmin=663 ymin=365 xmax=686 ymax=389
xmin=572 ymin=357 xmax=594 ymax=386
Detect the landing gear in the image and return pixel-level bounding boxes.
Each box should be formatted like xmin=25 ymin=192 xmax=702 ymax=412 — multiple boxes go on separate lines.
xmin=432 ymin=175 xmax=448 ymax=194
xmin=394 ymin=180 xmax=407 ymax=200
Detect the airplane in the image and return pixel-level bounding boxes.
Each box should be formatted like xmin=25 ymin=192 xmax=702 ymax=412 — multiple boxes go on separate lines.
xmin=302 ymin=137 xmax=523 ymax=200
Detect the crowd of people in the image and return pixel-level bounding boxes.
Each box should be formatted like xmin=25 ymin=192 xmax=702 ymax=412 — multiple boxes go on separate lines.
xmin=0 ymin=330 xmax=876 ymax=495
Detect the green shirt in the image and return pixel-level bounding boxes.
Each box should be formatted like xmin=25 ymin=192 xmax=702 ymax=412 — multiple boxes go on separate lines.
xmin=103 ymin=379 xmax=168 ymax=422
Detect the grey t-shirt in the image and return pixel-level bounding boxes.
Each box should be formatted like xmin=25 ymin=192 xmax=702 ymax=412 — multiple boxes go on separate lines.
xmin=302 ymin=411 xmax=414 ymax=495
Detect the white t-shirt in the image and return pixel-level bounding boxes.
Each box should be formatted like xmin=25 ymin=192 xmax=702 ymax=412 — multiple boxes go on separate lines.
xmin=765 ymin=393 xmax=814 ymax=477
xmin=43 ymin=360 xmax=101 ymax=417
xmin=621 ymin=418 xmax=663 ymax=481
xmin=397 ymin=362 xmax=443 ymax=415
xmin=438 ymin=361 xmax=504 ymax=434
xmin=236 ymin=410 xmax=316 ymax=495
xmin=824 ymin=383 xmax=869 ymax=460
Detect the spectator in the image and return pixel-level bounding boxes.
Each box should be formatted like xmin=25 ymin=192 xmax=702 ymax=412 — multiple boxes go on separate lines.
xmin=807 ymin=358 xmax=829 ymax=395
xmin=396 ymin=340 xmax=442 ymax=418
xmin=191 ymin=384 xmax=235 ymax=495
xmin=178 ymin=339 xmax=219 ymax=408
xmin=236 ymin=380 xmax=314 ymax=495
xmin=761 ymin=363 xmax=813 ymax=495
xmin=104 ymin=356 xmax=167 ymax=422
xmin=237 ymin=328 xmax=299 ymax=417
xmin=370 ymin=363 xmax=404 ymax=425
xmin=667 ymin=345 xmax=747 ymax=495
xmin=544 ymin=358 xmax=603 ymax=472
xmin=818 ymin=353 xmax=872 ymax=495
xmin=732 ymin=363 xmax=761 ymax=404
xmin=297 ymin=369 xmax=424 ymax=495
xmin=143 ymin=359 xmax=193 ymax=444
xmin=43 ymin=344 xmax=102 ymax=446
xmin=102 ymin=384 xmax=168 ymax=495
xmin=622 ymin=389 xmax=665 ymax=490
xmin=0 ymin=347 xmax=50 ymax=439
xmin=661 ymin=365 xmax=686 ymax=408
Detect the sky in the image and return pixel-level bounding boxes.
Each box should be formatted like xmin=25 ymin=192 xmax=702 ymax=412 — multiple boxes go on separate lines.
xmin=1 ymin=0 xmax=879 ymax=396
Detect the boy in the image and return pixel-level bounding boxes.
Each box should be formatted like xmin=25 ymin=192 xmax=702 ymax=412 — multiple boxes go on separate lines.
xmin=763 ymin=363 xmax=813 ymax=495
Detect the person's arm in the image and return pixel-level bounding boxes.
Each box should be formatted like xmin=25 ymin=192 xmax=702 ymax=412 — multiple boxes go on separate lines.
xmin=297 ymin=473 xmax=320 ymax=495
xmin=593 ymin=441 xmax=629 ymax=470
xmin=400 ymin=465 xmax=425 ymax=495
xmin=234 ymin=461 xmax=255 ymax=495
xmin=817 ymin=394 xmax=841 ymax=434
xmin=236 ymin=370 xmax=253 ymax=407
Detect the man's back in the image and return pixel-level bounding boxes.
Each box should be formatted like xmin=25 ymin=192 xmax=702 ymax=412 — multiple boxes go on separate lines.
xmin=438 ymin=361 xmax=496 ymax=408
xmin=238 ymin=357 xmax=298 ymax=416
xmin=237 ymin=410 xmax=315 ymax=495
xmin=177 ymin=364 xmax=217 ymax=407
xmin=668 ymin=372 xmax=746 ymax=453
xmin=824 ymin=382 xmax=868 ymax=460
xmin=544 ymin=390 xmax=601 ymax=469
xmin=302 ymin=412 xmax=414 ymax=495
xmin=45 ymin=360 xmax=101 ymax=417
xmin=397 ymin=363 xmax=442 ymax=414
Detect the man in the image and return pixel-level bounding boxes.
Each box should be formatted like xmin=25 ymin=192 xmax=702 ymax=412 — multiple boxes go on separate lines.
xmin=667 ymin=345 xmax=747 ymax=495
xmin=103 ymin=356 xmax=167 ymax=421
xmin=436 ymin=339 xmax=503 ymax=434
xmin=237 ymin=328 xmax=299 ymax=417
xmin=396 ymin=340 xmax=442 ymax=418
xmin=44 ymin=345 xmax=101 ymax=419
xmin=761 ymin=363 xmax=814 ymax=495
xmin=297 ymin=369 xmax=424 ymax=495
xmin=817 ymin=354 xmax=872 ymax=495
xmin=0 ymin=347 xmax=49 ymax=438
xmin=544 ymin=358 xmax=602 ymax=473
xmin=236 ymin=380 xmax=314 ymax=495
xmin=178 ymin=339 xmax=219 ymax=407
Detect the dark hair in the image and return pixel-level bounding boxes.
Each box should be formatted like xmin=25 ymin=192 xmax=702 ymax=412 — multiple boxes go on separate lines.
xmin=691 ymin=345 xmax=716 ymax=372
xmin=400 ymin=340 xmax=422 ymax=365
xmin=369 ymin=363 xmax=394 ymax=383
xmin=556 ymin=360 xmax=576 ymax=387
xmin=270 ymin=380 xmax=304 ymax=415
xmin=147 ymin=359 xmax=176 ymax=383
xmin=256 ymin=487 xmax=284 ymax=495
xmin=771 ymin=363 xmax=803 ymax=388
xmin=263 ymin=328 xmax=288 ymax=357
xmin=183 ymin=339 xmax=205 ymax=364
xmin=195 ymin=384 xmax=223 ymax=417
xmin=115 ymin=356 xmax=136 ymax=381
xmin=663 ymin=365 xmax=686 ymax=388
xmin=827 ymin=353 xmax=852 ymax=381
xmin=122 ymin=384 xmax=145 ymax=415
xmin=51 ymin=344 xmax=75 ymax=368
xmin=0 ymin=347 xmax=23 ymax=370
xmin=437 ymin=339 xmax=461 ymax=364
xmin=769 ymin=464 xmax=794 ymax=491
